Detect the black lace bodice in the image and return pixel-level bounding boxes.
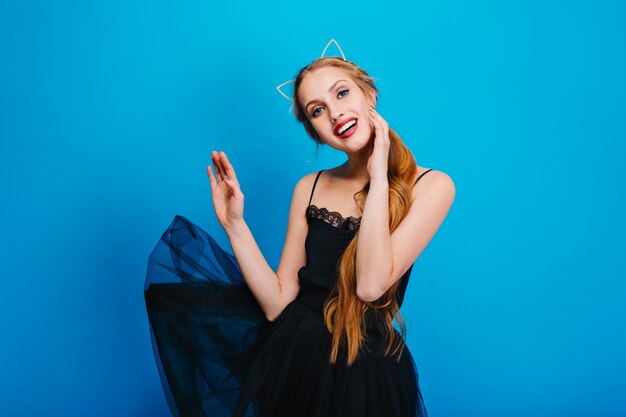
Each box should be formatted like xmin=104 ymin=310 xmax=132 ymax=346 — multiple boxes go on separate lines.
xmin=305 ymin=167 xmax=433 ymax=233
xmin=296 ymin=168 xmax=435 ymax=312
xmin=306 ymin=204 xmax=362 ymax=231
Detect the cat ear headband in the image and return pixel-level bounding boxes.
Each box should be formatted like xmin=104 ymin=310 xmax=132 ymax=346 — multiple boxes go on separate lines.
xmin=275 ymin=38 xmax=347 ymax=114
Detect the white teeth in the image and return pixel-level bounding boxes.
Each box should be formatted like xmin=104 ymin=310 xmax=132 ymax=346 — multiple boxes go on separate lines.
xmin=337 ymin=120 xmax=356 ymax=135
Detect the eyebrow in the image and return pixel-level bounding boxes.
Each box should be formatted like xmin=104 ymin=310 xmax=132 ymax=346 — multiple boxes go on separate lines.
xmin=305 ymin=79 xmax=349 ymax=111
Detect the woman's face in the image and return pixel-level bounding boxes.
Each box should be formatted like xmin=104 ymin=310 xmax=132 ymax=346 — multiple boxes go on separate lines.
xmin=298 ymin=66 xmax=376 ymax=152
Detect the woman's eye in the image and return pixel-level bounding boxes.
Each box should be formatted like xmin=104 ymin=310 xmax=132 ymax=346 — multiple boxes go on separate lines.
xmin=311 ymin=89 xmax=349 ymax=118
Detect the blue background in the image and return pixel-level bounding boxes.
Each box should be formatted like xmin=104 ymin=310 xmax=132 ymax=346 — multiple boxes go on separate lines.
xmin=1 ymin=1 xmax=625 ymax=416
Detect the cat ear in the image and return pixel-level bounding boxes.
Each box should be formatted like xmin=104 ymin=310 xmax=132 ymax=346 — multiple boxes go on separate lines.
xmin=275 ymin=79 xmax=295 ymax=114
xmin=276 ymin=79 xmax=295 ymax=103
xmin=276 ymin=37 xmax=347 ymax=101
xmin=276 ymin=38 xmax=347 ymax=114
xmin=320 ymin=38 xmax=347 ymax=61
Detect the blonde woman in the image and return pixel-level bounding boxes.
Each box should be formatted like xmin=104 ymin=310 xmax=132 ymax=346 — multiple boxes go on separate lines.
xmin=145 ymin=48 xmax=455 ymax=417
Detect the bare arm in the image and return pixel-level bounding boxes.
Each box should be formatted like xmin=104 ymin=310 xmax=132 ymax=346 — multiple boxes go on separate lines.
xmin=208 ymin=151 xmax=311 ymax=321
xmin=222 ymin=219 xmax=284 ymax=320
xmin=355 ymin=169 xmax=456 ymax=302
xmin=224 ymin=176 xmax=311 ymax=321
xmin=355 ymin=177 xmax=392 ymax=301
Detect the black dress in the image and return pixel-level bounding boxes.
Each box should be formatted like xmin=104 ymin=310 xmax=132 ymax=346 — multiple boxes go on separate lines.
xmin=144 ymin=168 xmax=434 ymax=417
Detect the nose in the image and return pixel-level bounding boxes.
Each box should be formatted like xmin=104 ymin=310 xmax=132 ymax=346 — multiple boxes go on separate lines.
xmin=330 ymin=107 xmax=345 ymax=122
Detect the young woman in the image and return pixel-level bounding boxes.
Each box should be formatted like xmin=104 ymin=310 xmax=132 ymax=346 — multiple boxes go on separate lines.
xmin=144 ymin=53 xmax=455 ymax=417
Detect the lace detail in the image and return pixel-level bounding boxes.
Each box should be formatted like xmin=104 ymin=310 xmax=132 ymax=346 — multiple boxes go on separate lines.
xmin=306 ymin=204 xmax=361 ymax=231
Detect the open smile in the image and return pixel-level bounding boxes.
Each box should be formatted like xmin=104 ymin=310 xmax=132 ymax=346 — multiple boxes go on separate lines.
xmin=334 ymin=118 xmax=358 ymax=138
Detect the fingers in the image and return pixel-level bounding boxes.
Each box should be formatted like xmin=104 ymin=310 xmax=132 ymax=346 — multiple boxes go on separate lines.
xmin=207 ymin=165 xmax=217 ymax=188
xmin=219 ymin=151 xmax=238 ymax=181
xmin=368 ymin=108 xmax=382 ymax=133
xmin=211 ymin=151 xmax=224 ymax=182
xmin=209 ymin=161 xmax=234 ymax=195
xmin=209 ymin=150 xmax=240 ymax=194
xmin=368 ymin=107 xmax=388 ymax=128
xmin=368 ymin=108 xmax=389 ymax=144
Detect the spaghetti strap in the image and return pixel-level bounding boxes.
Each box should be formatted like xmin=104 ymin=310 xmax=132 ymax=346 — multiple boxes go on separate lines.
xmin=414 ymin=168 xmax=434 ymax=185
xmin=308 ymin=169 xmax=325 ymax=206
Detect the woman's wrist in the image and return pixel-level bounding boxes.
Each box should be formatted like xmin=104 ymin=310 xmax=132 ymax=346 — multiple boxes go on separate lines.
xmin=223 ymin=218 xmax=247 ymax=236
xmin=369 ymin=176 xmax=389 ymax=189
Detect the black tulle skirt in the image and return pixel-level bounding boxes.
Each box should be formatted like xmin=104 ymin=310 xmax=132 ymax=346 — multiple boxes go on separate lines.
xmin=144 ymin=215 xmax=428 ymax=417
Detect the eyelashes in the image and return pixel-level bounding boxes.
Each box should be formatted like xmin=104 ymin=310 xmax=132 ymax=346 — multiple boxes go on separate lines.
xmin=311 ymin=89 xmax=349 ymax=118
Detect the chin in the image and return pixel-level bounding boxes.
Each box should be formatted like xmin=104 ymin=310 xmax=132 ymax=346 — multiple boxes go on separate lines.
xmin=343 ymin=136 xmax=372 ymax=152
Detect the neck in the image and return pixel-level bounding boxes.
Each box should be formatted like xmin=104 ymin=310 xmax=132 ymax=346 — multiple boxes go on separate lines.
xmin=340 ymin=137 xmax=375 ymax=183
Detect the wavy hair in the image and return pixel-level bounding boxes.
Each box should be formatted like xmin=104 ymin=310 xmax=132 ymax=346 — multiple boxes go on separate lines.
xmin=291 ymin=57 xmax=419 ymax=365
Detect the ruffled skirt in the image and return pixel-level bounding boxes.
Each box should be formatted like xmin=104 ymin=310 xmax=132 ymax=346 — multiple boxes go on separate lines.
xmin=144 ymin=215 xmax=428 ymax=417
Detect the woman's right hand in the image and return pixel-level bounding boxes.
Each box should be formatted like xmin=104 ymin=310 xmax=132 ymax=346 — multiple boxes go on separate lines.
xmin=207 ymin=150 xmax=244 ymax=229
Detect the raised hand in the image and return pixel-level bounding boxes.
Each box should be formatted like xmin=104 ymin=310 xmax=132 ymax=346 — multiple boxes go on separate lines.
xmin=207 ymin=150 xmax=244 ymax=229
xmin=367 ymin=106 xmax=390 ymax=181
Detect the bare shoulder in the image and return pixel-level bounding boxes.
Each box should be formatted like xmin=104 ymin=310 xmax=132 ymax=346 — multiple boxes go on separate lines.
xmin=286 ymin=170 xmax=326 ymax=221
xmin=297 ymin=170 xmax=323 ymax=187
xmin=412 ymin=165 xmax=456 ymax=203
xmin=292 ymin=171 xmax=322 ymax=202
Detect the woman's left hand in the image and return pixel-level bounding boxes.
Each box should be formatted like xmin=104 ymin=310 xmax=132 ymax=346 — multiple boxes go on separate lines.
xmin=367 ymin=106 xmax=390 ymax=181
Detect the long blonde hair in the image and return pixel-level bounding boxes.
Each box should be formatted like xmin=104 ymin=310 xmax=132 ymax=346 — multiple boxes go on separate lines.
xmin=292 ymin=57 xmax=419 ymax=366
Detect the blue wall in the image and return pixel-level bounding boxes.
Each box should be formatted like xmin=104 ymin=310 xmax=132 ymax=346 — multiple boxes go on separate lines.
xmin=1 ymin=1 xmax=624 ymax=416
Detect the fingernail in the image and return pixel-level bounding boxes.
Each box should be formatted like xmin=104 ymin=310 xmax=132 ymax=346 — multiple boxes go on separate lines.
xmin=224 ymin=175 xmax=230 ymax=180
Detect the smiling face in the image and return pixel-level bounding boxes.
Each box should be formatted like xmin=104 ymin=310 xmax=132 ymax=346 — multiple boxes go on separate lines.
xmin=297 ymin=66 xmax=376 ymax=152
